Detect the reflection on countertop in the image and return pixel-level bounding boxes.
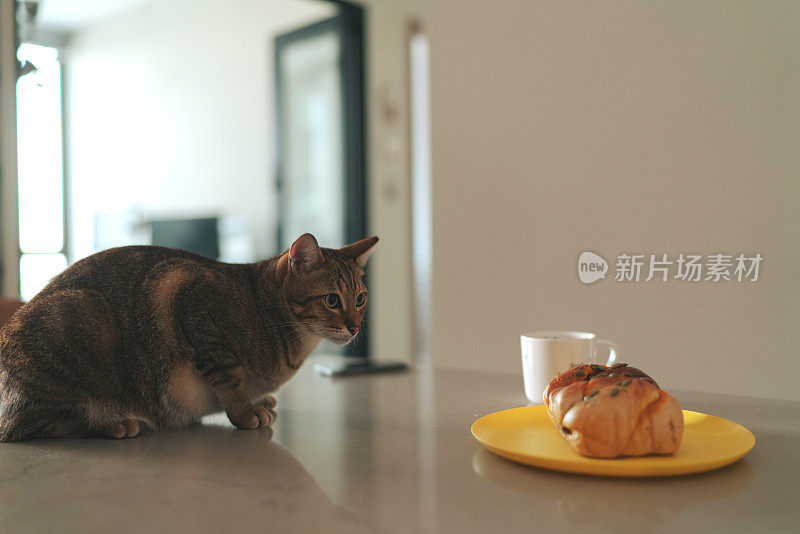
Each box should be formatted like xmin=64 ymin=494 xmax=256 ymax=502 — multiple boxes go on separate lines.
xmin=0 ymin=416 xmax=373 ymax=533
xmin=1 ymin=359 xmax=798 ymax=533
xmin=472 ymin=447 xmax=754 ymax=533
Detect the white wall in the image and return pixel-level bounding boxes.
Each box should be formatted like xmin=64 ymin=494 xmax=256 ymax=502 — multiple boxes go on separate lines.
xmin=66 ymin=0 xmax=334 ymax=261
xmin=427 ymin=1 xmax=800 ymax=400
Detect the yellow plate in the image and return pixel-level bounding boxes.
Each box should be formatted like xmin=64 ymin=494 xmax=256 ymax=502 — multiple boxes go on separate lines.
xmin=471 ymin=406 xmax=755 ymax=477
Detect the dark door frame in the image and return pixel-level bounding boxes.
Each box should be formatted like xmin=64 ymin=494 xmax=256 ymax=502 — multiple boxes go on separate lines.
xmin=274 ymin=2 xmax=366 ymax=251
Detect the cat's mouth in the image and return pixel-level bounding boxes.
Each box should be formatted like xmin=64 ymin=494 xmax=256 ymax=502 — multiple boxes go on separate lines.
xmin=323 ymin=328 xmax=356 ymax=345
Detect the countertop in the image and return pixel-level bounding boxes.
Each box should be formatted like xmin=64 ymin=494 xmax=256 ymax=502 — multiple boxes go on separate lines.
xmin=1 ymin=359 xmax=798 ymax=533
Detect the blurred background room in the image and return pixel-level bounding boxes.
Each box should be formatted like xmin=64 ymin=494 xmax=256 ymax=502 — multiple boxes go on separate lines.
xmin=1 ymin=0 xmax=798 ymax=400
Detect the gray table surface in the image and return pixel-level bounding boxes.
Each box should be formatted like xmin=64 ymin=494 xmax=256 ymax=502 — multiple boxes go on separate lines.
xmin=1 ymin=360 xmax=798 ymax=533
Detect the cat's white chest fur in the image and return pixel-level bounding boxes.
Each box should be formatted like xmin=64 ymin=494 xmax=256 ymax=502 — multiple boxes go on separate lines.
xmin=296 ymin=335 xmax=322 ymax=361
xmin=168 ymin=363 xmax=221 ymax=418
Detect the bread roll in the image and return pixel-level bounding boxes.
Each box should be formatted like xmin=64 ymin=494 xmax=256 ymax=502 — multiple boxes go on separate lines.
xmin=543 ymin=363 xmax=683 ymax=458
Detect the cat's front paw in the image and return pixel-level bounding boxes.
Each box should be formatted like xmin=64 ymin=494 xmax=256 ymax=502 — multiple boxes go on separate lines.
xmin=228 ymin=405 xmax=274 ymax=429
xmin=255 ymin=395 xmax=278 ymax=422
xmin=102 ymin=419 xmax=142 ymax=439
xmin=259 ymin=394 xmax=277 ymax=410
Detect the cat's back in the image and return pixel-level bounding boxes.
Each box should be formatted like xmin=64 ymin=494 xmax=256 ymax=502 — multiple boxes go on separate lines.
xmin=38 ymin=246 xmax=224 ymax=298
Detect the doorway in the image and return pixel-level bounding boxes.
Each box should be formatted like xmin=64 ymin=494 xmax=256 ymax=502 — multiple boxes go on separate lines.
xmin=274 ymin=3 xmax=368 ymax=357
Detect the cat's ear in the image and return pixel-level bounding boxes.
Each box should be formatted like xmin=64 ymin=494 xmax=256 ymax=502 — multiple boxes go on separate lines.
xmin=288 ymin=233 xmax=324 ymax=273
xmin=339 ymin=236 xmax=379 ymax=268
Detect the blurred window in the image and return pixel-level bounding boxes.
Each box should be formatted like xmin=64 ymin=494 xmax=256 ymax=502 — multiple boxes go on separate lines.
xmin=16 ymin=43 xmax=66 ymax=300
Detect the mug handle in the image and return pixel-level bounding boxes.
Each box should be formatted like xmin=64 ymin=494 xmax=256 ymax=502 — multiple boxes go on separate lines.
xmin=593 ymin=339 xmax=617 ymax=366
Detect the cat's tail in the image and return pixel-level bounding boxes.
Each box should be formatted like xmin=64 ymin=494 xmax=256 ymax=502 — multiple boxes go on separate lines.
xmin=0 ymin=420 xmax=27 ymax=442
xmin=0 ymin=401 xmax=29 ymax=442
xmin=0 ymin=397 xmax=89 ymax=441
xmin=0 ymin=378 xmax=24 ymax=441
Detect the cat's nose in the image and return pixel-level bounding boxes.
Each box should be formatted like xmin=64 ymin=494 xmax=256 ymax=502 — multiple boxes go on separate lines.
xmin=348 ymin=326 xmax=360 ymax=336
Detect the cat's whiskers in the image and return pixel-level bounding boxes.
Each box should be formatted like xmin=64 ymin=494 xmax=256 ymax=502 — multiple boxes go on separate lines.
xmin=283 ymin=331 xmax=322 ymax=350
xmin=346 ymin=328 xmax=366 ymax=347
xmin=281 ymin=323 xmax=324 ymax=345
xmin=269 ymin=320 xmax=318 ymax=333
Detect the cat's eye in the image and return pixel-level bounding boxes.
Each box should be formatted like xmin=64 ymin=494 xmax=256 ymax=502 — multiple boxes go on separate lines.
xmin=323 ymin=294 xmax=340 ymax=309
xmin=355 ymin=292 xmax=367 ymax=307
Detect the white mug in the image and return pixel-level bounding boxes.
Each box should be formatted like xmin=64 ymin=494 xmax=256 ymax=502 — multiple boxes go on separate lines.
xmin=520 ymin=331 xmax=617 ymax=404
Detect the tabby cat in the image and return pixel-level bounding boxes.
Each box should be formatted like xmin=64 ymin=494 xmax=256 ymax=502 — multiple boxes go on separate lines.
xmin=0 ymin=233 xmax=377 ymax=441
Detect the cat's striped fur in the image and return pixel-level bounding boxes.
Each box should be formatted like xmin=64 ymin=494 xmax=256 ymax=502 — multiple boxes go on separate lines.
xmin=0 ymin=233 xmax=376 ymax=440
